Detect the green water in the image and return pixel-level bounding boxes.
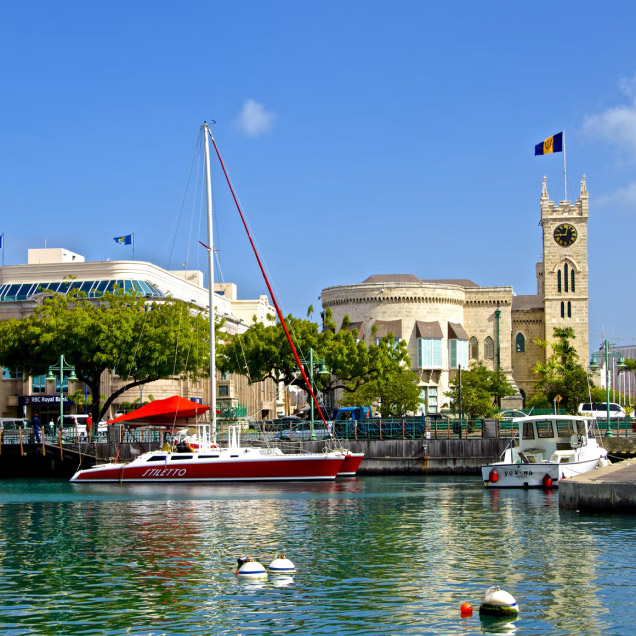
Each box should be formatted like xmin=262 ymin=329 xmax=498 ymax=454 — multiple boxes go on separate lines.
xmin=0 ymin=476 xmax=634 ymax=635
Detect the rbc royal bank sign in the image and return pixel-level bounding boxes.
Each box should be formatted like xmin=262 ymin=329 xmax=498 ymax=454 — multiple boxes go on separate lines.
xmin=18 ymin=395 xmax=74 ymax=406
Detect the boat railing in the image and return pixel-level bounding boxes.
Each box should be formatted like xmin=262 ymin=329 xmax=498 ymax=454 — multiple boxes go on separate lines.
xmin=499 ymin=433 xmax=519 ymax=460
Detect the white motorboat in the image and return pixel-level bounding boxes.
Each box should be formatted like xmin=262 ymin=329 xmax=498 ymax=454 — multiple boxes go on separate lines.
xmin=482 ymin=414 xmax=610 ymax=488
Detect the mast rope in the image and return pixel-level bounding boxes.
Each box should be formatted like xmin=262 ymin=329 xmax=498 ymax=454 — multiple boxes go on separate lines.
xmin=208 ymin=130 xmax=328 ymax=427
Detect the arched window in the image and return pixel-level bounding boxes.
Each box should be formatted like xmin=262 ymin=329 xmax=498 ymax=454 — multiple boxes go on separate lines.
xmin=571 ymin=269 xmax=575 ymax=292
xmin=469 ymin=337 xmax=478 ymax=359
xmin=484 ymin=336 xmax=494 ymax=359
xmin=519 ymin=388 xmax=526 ymax=407
xmin=561 ymin=301 xmax=565 ymax=318
xmin=564 ymin=263 xmax=569 ymax=292
xmin=568 ymin=301 xmax=572 ymax=318
xmin=557 ymin=270 xmax=562 ymax=293
xmin=515 ymin=333 xmax=525 ymax=353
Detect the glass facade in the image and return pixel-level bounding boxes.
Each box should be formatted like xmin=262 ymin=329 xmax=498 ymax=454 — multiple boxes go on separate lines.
xmin=0 ymin=280 xmax=164 ymax=302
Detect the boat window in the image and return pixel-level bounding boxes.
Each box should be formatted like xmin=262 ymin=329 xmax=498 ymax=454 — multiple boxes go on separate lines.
xmin=522 ymin=422 xmax=535 ymax=439
xmin=171 ymin=455 xmax=192 ymax=460
xmin=572 ymin=420 xmax=587 ymax=435
xmin=147 ymin=456 xmax=168 ymax=462
xmin=535 ymin=420 xmax=554 ymax=438
xmin=556 ymin=420 xmax=575 ymax=437
xmin=198 ymin=455 xmax=220 ymax=458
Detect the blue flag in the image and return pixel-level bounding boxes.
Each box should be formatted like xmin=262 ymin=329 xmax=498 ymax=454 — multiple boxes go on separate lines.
xmin=113 ymin=234 xmax=133 ymax=245
xmin=0 ymin=234 xmax=3 ymax=249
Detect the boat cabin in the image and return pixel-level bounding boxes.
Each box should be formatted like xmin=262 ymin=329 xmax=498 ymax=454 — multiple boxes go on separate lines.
xmin=513 ymin=416 xmax=593 ymax=464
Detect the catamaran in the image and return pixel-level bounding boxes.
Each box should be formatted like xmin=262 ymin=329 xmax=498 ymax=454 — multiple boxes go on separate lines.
xmin=70 ymin=123 xmax=361 ymax=483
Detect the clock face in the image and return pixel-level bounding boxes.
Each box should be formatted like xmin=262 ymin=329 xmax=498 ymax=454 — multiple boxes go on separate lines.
xmin=553 ymin=223 xmax=577 ymax=247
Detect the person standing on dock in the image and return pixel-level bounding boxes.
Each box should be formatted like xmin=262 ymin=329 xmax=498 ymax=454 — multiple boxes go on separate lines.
xmin=86 ymin=416 xmax=93 ymax=442
xmin=32 ymin=412 xmax=41 ymax=443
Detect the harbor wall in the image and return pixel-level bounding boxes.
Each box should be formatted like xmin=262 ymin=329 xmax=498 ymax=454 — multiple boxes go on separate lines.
xmin=2 ymin=437 xmax=635 ymax=479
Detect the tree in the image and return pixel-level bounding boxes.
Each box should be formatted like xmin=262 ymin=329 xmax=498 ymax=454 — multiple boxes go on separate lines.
xmin=338 ymin=367 xmax=423 ymax=417
xmin=0 ymin=286 xmax=213 ymax=424
xmin=532 ymin=327 xmax=589 ymax=413
xmin=217 ymin=309 xmax=410 ymax=408
xmin=445 ymin=364 xmax=515 ymax=419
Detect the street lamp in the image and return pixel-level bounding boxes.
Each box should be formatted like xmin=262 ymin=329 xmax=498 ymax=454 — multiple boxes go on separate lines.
xmin=46 ymin=355 xmax=78 ymax=434
xmin=589 ymin=341 xmax=626 ymax=435
xmin=300 ymin=348 xmax=330 ymax=440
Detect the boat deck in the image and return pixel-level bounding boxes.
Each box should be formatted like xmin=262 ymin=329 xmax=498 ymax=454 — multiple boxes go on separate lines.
xmin=559 ymin=458 xmax=636 ymax=512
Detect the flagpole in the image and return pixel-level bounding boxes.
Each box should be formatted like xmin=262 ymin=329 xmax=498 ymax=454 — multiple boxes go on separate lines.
xmin=563 ymin=130 xmax=567 ymax=200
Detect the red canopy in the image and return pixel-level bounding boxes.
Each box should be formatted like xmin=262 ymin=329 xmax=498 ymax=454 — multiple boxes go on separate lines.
xmin=107 ymin=396 xmax=210 ymax=427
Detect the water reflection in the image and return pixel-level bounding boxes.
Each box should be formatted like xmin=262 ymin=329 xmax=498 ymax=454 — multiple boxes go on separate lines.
xmin=0 ymin=477 xmax=634 ymax=635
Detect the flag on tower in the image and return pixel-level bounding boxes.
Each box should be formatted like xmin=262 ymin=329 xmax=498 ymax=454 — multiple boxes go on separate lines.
xmin=0 ymin=234 xmax=3 ymax=249
xmin=535 ymin=132 xmax=563 ymax=155
xmin=113 ymin=234 xmax=133 ymax=245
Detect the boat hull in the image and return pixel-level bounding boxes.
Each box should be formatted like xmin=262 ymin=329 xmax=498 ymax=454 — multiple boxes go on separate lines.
xmin=338 ymin=452 xmax=364 ymax=477
xmin=70 ymin=451 xmax=345 ymax=483
xmin=482 ymin=457 xmax=602 ymax=488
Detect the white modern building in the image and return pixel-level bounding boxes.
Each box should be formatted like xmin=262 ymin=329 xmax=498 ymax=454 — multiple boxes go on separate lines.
xmin=0 ymin=248 xmax=279 ymax=422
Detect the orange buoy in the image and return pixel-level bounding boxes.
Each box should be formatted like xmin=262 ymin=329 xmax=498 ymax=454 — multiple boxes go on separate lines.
xmin=460 ymin=602 xmax=473 ymax=617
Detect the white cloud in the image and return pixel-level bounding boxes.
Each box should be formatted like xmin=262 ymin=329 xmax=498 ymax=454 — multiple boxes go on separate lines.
xmin=595 ymin=181 xmax=636 ymax=209
xmin=582 ymin=73 xmax=636 ymax=155
xmin=234 ymin=99 xmax=275 ymax=138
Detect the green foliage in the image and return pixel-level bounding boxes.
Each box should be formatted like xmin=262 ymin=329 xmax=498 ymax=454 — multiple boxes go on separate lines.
xmin=525 ymin=393 xmax=551 ymax=410
xmin=532 ymin=327 xmax=590 ymax=414
xmin=590 ymin=387 xmax=608 ymax=403
xmin=445 ymin=364 xmax=515 ymax=419
xmin=0 ymin=285 xmax=212 ymax=423
xmin=217 ymin=308 xmax=410 ymax=406
xmin=338 ymin=367 xmax=423 ymax=417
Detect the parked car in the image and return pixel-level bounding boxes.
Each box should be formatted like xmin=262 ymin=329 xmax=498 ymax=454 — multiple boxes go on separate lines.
xmin=275 ymin=420 xmax=334 ymax=441
xmin=249 ymin=416 xmax=302 ymax=432
xmin=56 ymin=414 xmax=108 ymax=438
xmin=0 ymin=418 xmax=29 ymax=432
xmin=498 ymin=410 xmax=527 ymax=420
xmin=577 ymin=403 xmax=626 ymax=419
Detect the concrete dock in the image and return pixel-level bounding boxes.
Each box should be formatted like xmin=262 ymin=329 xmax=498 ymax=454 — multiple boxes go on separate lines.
xmin=559 ymin=459 xmax=636 ymax=512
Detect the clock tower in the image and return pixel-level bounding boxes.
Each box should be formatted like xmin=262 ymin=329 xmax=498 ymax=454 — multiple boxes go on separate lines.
xmin=537 ymin=176 xmax=589 ymax=364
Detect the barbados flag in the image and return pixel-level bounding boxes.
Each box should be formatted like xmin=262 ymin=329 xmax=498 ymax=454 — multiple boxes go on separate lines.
xmin=113 ymin=234 xmax=133 ymax=245
xmin=535 ymin=132 xmax=563 ymax=156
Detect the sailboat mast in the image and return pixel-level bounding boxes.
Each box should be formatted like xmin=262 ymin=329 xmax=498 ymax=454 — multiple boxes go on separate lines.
xmin=202 ymin=122 xmax=217 ymax=443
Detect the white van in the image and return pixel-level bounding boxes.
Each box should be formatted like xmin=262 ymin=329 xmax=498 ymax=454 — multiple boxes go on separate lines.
xmin=0 ymin=418 xmax=30 ymax=432
xmin=577 ymin=402 xmax=626 ymax=419
xmin=56 ymin=414 xmax=107 ymax=438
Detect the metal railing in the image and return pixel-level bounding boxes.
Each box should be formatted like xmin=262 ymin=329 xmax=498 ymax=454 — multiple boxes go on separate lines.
xmin=2 ymin=416 xmax=634 ymax=446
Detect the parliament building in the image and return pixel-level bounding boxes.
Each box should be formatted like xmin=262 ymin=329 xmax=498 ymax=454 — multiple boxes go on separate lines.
xmin=320 ymin=177 xmax=590 ymax=413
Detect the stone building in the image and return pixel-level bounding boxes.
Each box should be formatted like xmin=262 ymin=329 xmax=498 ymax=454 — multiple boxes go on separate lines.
xmin=0 ymin=248 xmax=279 ymax=422
xmin=320 ymin=177 xmax=590 ymax=412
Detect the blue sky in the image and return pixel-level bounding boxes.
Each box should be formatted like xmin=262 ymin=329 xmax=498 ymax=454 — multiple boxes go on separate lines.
xmin=1 ymin=1 xmax=636 ymax=352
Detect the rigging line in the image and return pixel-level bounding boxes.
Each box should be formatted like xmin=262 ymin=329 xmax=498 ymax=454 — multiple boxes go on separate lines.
xmin=205 ymin=148 xmax=290 ymax=321
xmin=214 ymin=251 xmax=255 ymax=388
xmin=183 ymin=143 xmax=203 ymax=272
xmin=163 ymin=131 xmax=203 ymax=270
xmin=208 ymin=131 xmax=328 ymax=426
xmin=125 ymin=301 xmax=151 ymax=378
xmin=171 ymin=300 xmax=188 ymax=378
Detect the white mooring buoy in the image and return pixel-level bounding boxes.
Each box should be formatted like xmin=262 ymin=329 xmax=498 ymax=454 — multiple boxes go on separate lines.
xmin=236 ymin=557 xmax=267 ymax=580
xmin=479 ymin=586 xmax=519 ymax=617
xmin=268 ymin=554 xmax=296 ymax=575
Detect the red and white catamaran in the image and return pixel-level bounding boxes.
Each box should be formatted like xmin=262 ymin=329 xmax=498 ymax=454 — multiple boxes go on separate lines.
xmin=70 ymin=123 xmax=362 ymax=484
